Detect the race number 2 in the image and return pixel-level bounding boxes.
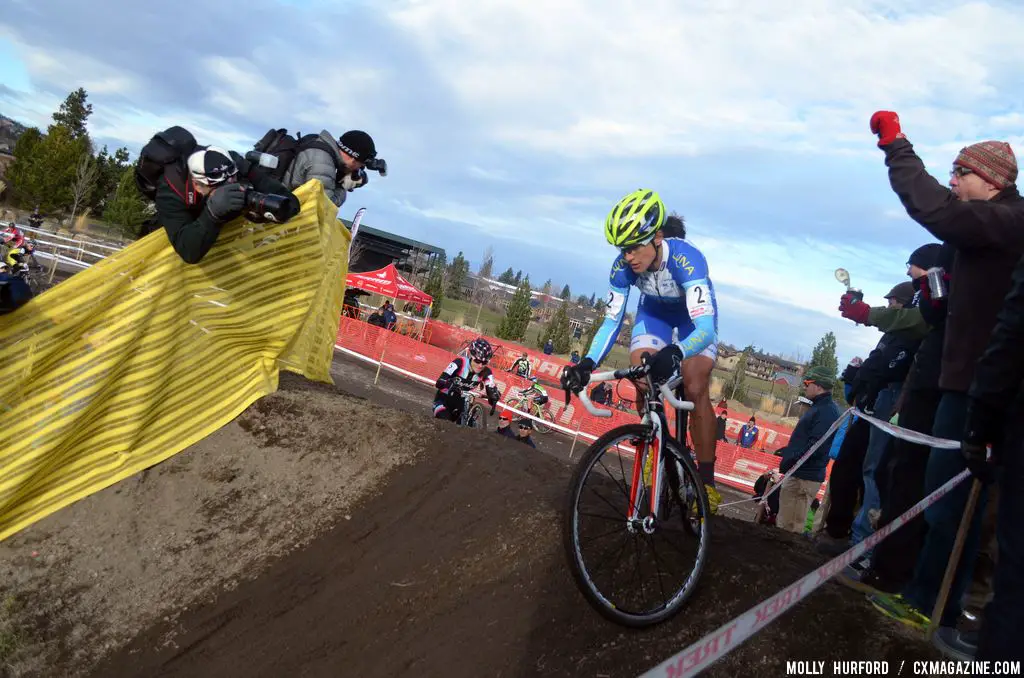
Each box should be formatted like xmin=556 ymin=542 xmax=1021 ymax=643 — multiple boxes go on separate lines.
xmin=686 ymin=283 xmax=713 ymax=318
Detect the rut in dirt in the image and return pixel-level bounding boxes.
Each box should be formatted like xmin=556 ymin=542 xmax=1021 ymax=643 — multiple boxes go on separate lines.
xmin=90 ymin=377 xmax=939 ymax=678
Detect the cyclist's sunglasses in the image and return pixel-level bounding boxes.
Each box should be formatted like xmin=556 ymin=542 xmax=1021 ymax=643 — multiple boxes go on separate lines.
xmin=472 ymin=357 xmax=489 ymax=365
xmin=619 ymin=236 xmax=657 ymax=256
xmin=950 ymin=166 xmax=973 ymax=178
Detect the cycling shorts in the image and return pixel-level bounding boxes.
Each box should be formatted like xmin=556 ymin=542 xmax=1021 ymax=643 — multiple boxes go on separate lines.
xmin=631 ymin=301 xmax=717 ymax=361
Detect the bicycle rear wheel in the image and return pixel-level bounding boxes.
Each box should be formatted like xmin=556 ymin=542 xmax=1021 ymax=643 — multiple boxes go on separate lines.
xmin=563 ymin=424 xmax=710 ymax=627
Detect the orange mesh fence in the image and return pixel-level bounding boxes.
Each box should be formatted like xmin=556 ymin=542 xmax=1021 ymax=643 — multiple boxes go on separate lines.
xmin=335 ymin=315 xmax=812 ymax=494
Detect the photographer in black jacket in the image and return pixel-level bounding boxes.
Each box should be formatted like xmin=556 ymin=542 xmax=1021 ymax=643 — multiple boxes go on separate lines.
xmin=146 ymin=140 xmax=300 ymax=264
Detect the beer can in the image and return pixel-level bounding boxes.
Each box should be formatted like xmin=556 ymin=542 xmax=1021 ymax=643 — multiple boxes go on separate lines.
xmin=926 ymin=267 xmax=946 ymax=299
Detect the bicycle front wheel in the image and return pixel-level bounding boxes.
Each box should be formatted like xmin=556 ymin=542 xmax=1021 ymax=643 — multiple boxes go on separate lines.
xmin=467 ymin=403 xmax=488 ymax=430
xmin=562 ymin=424 xmax=710 ymax=627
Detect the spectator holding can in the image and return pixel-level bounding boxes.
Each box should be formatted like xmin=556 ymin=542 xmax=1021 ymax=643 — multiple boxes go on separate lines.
xmin=865 ymin=111 xmax=1024 ymax=639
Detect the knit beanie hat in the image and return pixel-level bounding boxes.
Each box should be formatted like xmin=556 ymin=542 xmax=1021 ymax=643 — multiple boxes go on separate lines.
xmin=954 ymin=141 xmax=1017 ymax=189
xmin=907 ymin=243 xmax=942 ymax=270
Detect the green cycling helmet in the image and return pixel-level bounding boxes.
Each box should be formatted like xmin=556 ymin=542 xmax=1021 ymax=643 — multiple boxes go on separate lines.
xmin=604 ymin=189 xmax=666 ymax=247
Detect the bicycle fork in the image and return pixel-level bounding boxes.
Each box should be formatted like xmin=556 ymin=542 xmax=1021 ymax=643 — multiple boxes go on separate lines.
xmin=627 ymin=416 xmax=665 ymax=535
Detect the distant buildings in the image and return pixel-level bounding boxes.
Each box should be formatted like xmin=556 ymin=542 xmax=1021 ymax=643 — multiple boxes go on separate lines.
xmin=718 ymin=344 xmax=805 ymax=383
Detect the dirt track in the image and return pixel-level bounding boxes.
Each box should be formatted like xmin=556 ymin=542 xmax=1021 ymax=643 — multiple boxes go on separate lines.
xmin=1 ymin=356 xmax=940 ymax=678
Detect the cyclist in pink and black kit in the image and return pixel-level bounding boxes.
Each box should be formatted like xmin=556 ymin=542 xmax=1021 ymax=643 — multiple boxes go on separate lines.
xmin=434 ymin=338 xmax=501 ymax=422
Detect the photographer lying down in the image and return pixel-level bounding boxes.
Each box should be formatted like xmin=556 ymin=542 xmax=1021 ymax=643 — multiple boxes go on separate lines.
xmin=137 ymin=128 xmax=300 ymax=264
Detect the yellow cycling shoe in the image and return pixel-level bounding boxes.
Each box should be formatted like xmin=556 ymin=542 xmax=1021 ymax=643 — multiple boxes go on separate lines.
xmin=705 ymin=484 xmax=721 ymax=515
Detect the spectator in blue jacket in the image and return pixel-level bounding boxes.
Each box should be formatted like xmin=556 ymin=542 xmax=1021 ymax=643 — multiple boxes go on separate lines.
xmin=776 ymin=366 xmax=842 ymax=533
xmin=739 ymin=416 xmax=759 ymax=448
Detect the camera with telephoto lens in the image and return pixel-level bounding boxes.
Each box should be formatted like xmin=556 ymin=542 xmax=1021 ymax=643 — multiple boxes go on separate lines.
xmin=243 ymin=189 xmax=292 ymax=224
xmin=364 ymin=157 xmax=387 ymax=176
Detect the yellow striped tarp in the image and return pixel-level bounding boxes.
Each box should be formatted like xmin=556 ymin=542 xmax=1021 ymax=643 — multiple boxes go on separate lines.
xmin=0 ymin=180 xmax=349 ymax=541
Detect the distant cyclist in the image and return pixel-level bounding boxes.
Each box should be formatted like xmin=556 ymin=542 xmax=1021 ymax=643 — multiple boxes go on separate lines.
xmin=561 ymin=189 xmax=722 ymax=512
xmin=520 ymin=376 xmax=549 ymax=407
xmin=433 ymin=337 xmax=501 ymax=422
xmin=27 ymin=207 xmax=43 ymax=230
xmin=1 ymin=223 xmax=30 ymax=273
xmin=509 ymin=352 xmax=532 ymax=378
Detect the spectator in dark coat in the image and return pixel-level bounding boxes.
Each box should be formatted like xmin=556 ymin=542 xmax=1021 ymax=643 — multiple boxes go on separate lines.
xmin=776 ymin=366 xmax=841 ymax=533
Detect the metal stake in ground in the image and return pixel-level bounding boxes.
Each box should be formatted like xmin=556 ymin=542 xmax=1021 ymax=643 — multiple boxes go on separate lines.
xmin=928 ymin=477 xmax=983 ymax=639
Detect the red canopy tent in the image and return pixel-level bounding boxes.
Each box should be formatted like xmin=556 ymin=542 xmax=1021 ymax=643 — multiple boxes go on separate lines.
xmin=345 ymin=263 xmax=433 ymax=306
xmin=345 ymin=264 xmax=434 ymax=340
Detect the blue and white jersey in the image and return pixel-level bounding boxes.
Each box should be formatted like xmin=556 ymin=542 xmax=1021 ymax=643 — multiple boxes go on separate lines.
xmin=585 ymin=237 xmax=719 ymax=365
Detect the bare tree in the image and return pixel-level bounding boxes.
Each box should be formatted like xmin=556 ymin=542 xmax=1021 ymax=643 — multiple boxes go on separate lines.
xmin=68 ymin=153 xmax=99 ymax=229
xmin=349 ymin=235 xmax=370 ymax=272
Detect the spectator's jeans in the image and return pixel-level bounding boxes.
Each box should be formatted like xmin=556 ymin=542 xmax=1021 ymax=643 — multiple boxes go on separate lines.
xmin=903 ymin=391 xmax=989 ymax=627
xmin=977 ymin=435 xmax=1023 ymax=661
xmin=851 ymin=384 xmax=900 ymax=546
xmin=778 ymin=477 xmax=820 ymax=533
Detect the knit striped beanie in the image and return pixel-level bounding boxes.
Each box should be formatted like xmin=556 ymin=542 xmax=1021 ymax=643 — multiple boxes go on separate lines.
xmin=954 ymin=141 xmax=1017 ymax=189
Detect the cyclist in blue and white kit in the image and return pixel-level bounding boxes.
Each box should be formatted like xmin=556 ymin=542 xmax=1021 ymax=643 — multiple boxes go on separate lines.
xmin=562 ymin=189 xmax=722 ymax=512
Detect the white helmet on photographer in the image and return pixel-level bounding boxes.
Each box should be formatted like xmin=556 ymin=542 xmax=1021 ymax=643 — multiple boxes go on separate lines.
xmin=187 ymin=147 xmax=238 ymax=187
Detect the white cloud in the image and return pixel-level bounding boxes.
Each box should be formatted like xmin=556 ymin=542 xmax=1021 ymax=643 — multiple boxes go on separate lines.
xmin=467 ymin=165 xmax=511 ymax=181
xmin=387 ymin=0 xmax=1024 ymax=157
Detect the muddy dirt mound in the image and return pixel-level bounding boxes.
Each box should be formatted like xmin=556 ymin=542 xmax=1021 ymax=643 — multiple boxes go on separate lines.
xmin=0 ymin=373 xmax=433 ymax=677
xmin=83 ymin=379 xmax=938 ymax=677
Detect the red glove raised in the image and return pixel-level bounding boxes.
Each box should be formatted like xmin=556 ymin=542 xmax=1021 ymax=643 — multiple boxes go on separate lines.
xmin=869 ymin=111 xmax=906 ymax=147
xmin=839 ymin=293 xmax=871 ymax=324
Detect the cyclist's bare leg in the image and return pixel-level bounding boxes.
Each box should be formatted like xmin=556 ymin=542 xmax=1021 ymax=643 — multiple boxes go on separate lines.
xmin=681 ymin=354 xmax=717 ymax=488
xmin=628 ymin=348 xmax=654 ymax=406
xmin=680 ymin=355 xmax=715 ymax=461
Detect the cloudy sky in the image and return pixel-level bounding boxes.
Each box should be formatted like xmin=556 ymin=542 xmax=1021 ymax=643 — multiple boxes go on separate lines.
xmin=3 ymin=0 xmax=1024 ymax=366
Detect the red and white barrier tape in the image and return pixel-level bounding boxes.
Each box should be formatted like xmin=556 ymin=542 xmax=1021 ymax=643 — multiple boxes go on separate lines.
xmin=637 ymin=432 xmax=968 ymax=678
xmin=852 ymin=408 xmax=960 ymax=450
xmin=716 ymin=408 xmax=853 ymax=509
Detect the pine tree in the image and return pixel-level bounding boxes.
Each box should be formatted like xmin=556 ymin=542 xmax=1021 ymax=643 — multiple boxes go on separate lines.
xmin=103 ymin=167 xmax=149 ymax=238
xmin=497 ymin=267 xmax=515 ymax=284
xmin=51 ymin=87 xmax=93 ymax=141
xmin=90 ymin=146 xmax=131 ymax=212
xmin=589 ymin=292 xmax=597 ymax=307
xmin=807 ymin=332 xmax=839 ymax=382
xmin=728 ymin=344 xmax=753 ymax=401
xmin=560 ymin=284 xmax=571 ymax=300
xmin=423 ymin=263 xmax=445 ymax=318
xmin=6 ymin=127 xmax=45 ymax=207
xmin=540 ymin=300 xmax=573 ymax=354
xmin=496 ymin=277 xmax=533 ymax=341
xmin=575 ymin=294 xmax=589 ymax=306
xmin=542 ymin=279 xmax=553 ymax=295
xmin=446 ymin=251 xmax=469 ymax=299
xmin=514 ymin=270 xmax=523 ymax=285
xmin=22 ymin=124 xmax=91 ymax=213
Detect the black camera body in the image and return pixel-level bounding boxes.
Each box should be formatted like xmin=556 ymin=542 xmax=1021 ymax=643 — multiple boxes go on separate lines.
xmin=364 ymin=157 xmax=387 ymax=176
xmin=243 ymin=190 xmax=293 ymax=224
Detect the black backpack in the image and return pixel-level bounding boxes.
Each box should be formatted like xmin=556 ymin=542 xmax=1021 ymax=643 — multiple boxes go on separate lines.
xmin=252 ymin=128 xmax=343 ymax=183
xmin=134 ymin=126 xmax=198 ymax=200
